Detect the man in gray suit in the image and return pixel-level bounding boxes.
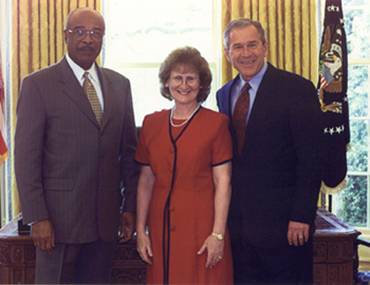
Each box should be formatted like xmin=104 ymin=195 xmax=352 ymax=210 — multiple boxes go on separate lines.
xmin=14 ymin=7 xmax=138 ymax=284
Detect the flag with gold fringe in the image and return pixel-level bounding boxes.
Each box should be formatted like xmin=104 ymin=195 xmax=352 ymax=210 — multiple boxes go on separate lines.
xmin=0 ymin=50 xmax=8 ymax=164
xmin=318 ymin=0 xmax=349 ymax=194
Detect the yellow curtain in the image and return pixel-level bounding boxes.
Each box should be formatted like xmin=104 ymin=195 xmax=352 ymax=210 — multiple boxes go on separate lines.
xmin=221 ymin=0 xmax=318 ymax=84
xmin=11 ymin=0 xmax=101 ymax=216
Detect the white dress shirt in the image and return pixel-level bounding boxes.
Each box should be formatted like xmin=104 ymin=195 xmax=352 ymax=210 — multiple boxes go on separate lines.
xmin=65 ymin=54 xmax=104 ymax=110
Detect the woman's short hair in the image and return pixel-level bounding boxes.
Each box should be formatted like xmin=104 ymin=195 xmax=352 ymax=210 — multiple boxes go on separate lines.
xmin=159 ymin=47 xmax=212 ymax=102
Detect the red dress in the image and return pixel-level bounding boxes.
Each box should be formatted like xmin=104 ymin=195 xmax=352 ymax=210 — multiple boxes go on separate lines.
xmin=135 ymin=107 xmax=233 ymax=284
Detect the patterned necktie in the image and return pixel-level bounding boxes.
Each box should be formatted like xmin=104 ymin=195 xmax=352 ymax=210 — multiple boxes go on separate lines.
xmin=232 ymin=83 xmax=251 ymax=154
xmin=83 ymin=72 xmax=103 ymax=125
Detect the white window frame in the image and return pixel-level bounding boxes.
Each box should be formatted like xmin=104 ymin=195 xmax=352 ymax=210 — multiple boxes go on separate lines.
xmin=102 ymin=0 xmax=222 ymax=126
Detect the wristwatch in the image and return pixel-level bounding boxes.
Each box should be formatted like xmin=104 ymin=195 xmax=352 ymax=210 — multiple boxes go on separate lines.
xmin=212 ymin=232 xmax=224 ymax=241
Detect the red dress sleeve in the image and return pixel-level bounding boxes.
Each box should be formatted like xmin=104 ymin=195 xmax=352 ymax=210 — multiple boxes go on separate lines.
xmin=135 ymin=116 xmax=150 ymax=165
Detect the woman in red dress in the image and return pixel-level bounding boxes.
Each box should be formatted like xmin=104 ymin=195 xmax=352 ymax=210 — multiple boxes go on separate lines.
xmin=135 ymin=47 xmax=233 ymax=284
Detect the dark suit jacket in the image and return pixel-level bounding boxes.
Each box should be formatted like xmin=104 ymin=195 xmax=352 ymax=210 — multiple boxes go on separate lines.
xmin=14 ymin=57 xmax=138 ymax=243
xmin=216 ymin=63 xmax=322 ymax=248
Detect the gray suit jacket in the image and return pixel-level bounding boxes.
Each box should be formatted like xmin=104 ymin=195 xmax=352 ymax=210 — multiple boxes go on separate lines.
xmin=14 ymin=57 xmax=138 ymax=243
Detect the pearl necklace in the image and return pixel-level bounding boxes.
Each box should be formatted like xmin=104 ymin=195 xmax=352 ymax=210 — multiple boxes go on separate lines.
xmin=170 ymin=104 xmax=201 ymax=128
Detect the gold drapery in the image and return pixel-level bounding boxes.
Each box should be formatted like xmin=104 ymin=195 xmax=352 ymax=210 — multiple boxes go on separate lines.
xmin=11 ymin=0 xmax=101 ymax=216
xmin=221 ymin=0 xmax=318 ymax=84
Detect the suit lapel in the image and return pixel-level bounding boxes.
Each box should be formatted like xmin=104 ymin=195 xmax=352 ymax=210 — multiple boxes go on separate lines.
xmin=226 ymin=75 xmax=240 ymax=117
xmin=97 ymin=67 xmax=114 ymax=132
xmin=224 ymin=76 xmax=240 ymax=118
xmin=220 ymin=76 xmax=240 ymax=156
xmin=242 ymin=64 xmax=277 ymax=154
xmin=57 ymin=58 xmax=100 ymax=128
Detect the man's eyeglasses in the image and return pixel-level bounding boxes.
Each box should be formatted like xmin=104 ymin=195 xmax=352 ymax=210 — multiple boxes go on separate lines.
xmin=66 ymin=28 xmax=104 ymax=40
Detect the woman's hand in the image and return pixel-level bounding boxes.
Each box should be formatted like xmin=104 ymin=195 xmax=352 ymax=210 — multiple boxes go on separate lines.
xmin=136 ymin=232 xmax=153 ymax=264
xmin=197 ymin=234 xmax=224 ymax=268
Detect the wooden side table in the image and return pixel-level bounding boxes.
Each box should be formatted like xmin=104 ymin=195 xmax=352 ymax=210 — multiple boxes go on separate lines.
xmin=313 ymin=209 xmax=360 ymax=284
xmin=0 ymin=220 xmax=146 ymax=284
xmin=0 ymin=220 xmax=35 ymax=284
xmin=0 ymin=209 xmax=361 ymax=284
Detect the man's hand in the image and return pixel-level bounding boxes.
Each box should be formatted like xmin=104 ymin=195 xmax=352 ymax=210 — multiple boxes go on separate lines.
xmin=119 ymin=212 xmax=136 ymax=242
xmin=287 ymin=220 xmax=310 ymax=246
xmin=31 ymin=219 xmax=55 ymax=251
xmin=197 ymin=234 xmax=225 ymax=268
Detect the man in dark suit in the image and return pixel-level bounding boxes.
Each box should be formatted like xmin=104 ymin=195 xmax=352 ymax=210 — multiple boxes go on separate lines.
xmin=14 ymin=7 xmax=138 ymax=284
xmin=217 ymin=18 xmax=322 ymax=284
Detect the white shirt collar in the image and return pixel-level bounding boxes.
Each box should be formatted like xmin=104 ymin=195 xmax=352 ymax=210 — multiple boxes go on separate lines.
xmin=65 ymin=54 xmax=99 ymax=85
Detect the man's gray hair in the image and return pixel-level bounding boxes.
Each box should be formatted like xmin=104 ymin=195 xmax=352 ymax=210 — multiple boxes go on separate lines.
xmin=223 ymin=18 xmax=267 ymax=49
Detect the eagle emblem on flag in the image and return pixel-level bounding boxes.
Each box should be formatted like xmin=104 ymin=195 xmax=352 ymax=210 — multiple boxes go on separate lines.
xmin=319 ymin=25 xmax=345 ymax=113
xmin=318 ymin=0 xmax=349 ymax=194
